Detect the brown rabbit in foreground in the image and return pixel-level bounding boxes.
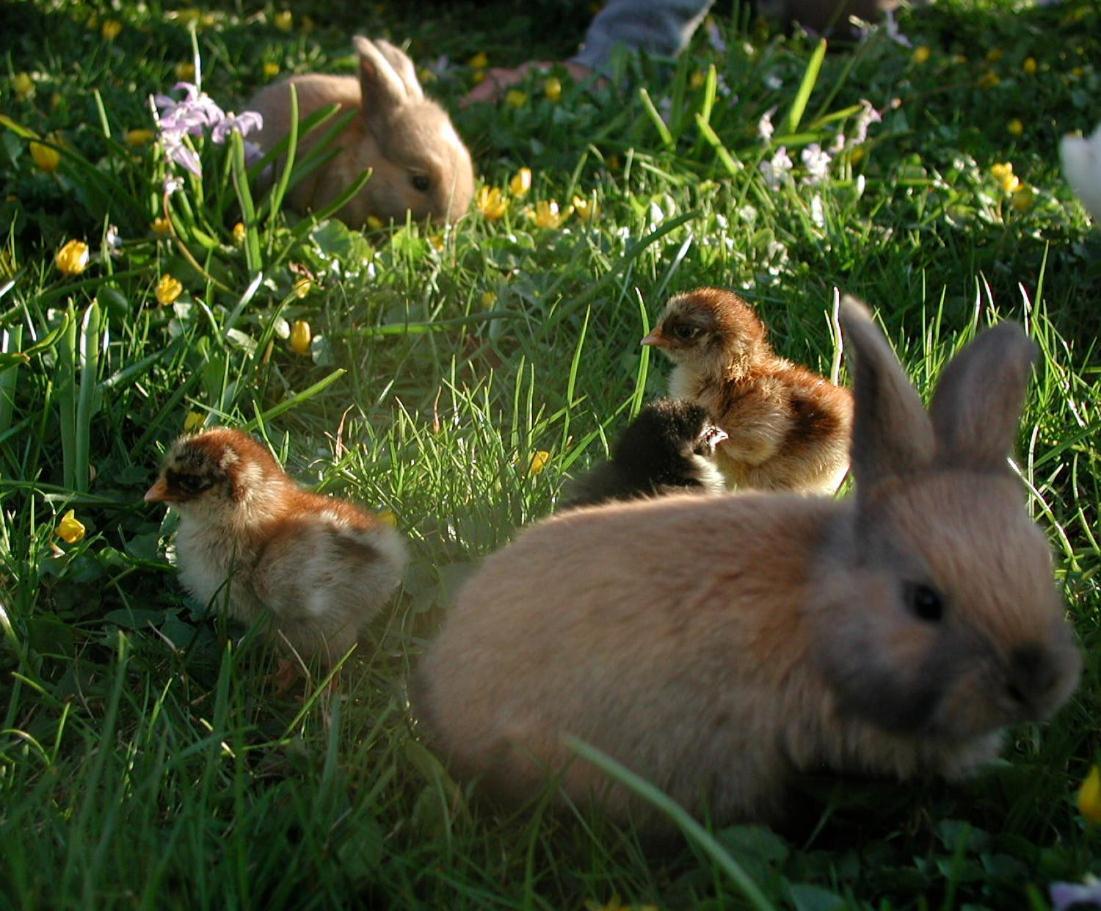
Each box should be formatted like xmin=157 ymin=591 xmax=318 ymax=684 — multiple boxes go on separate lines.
xmin=414 ymin=298 xmax=1081 ymax=830
xmin=247 ymin=37 xmax=474 ymax=226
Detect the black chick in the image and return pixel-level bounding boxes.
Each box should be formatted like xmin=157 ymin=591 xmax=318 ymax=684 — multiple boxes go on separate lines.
xmin=563 ymin=399 xmax=728 ymax=509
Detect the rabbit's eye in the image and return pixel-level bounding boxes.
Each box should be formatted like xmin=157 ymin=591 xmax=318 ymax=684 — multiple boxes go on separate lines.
xmin=410 ymin=174 xmax=431 ymax=193
xmin=904 ymin=582 xmax=945 ymax=623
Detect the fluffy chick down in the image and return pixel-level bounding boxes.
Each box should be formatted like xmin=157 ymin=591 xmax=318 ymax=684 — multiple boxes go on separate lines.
xmin=146 ymin=427 xmax=407 ymax=666
xmin=645 ymin=287 xmax=853 ymax=494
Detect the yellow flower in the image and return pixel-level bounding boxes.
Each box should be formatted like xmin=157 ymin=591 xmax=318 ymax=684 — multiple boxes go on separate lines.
xmin=544 ymin=76 xmax=563 ymax=102
xmin=912 ymin=45 xmax=931 ymax=64
xmin=978 ymin=71 xmax=1000 ymax=89
xmin=125 ymin=128 xmax=155 ymax=147
xmin=12 ymin=72 xmax=34 ymax=99
xmin=232 ymin=222 xmax=246 ymax=245
xmin=481 ymin=290 xmax=497 ymax=308
xmin=532 ymin=199 xmax=566 ymax=229
xmin=175 ymin=62 xmax=196 ymax=81
xmin=1011 ymin=184 xmax=1034 ymax=212
xmin=263 ymin=62 xmax=280 ymax=78
xmin=849 ymin=146 xmax=866 ymax=165
xmin=377 ymin=510 xmax=398 ymax=528
xmin=505 ymin=89 xmax=528 ymax=108
xmin=101 ymin=19 xmax=123 ymax=40
xmin=509 ymin=167 xmax=532 ymax=197
xmin=290 ymin=320 xmax=312 ymax=355
xmin=985 ymin=47 xmax=1003 ymax=63
xmin=1007 ymin=118 xmax=1024 ymax=137
xmin=301 ymin=15 xmax=316 ymax=34
xmin=273 ymin=10 xmax=292 ymax=31
xmin=56 ymin=509 xmax=86 ymax=545
xmin=571 ymin=195 xmax=598 ymax=222
xmin=689 ymin=69 xmax=706 ymax=89
xmin=293 ymin=277 xmax=312 ymax=298
xmin=30 ymin=140 xmax=60 ymax=173
xmin=991 ymin=162 xmax=1019 ymax=194
xmin=156 ymin=274 xmax=183 ymax=306
xmin=366 ymin=215 xmax=384 ymax=230
xmin=184 ymin=411 xmax=205 ymax=432
xmin=468 ymin=52 xmax=488 ymax=70
xmin=528 ymin=450 xmax=550 ymax=476
xmin=55 ymin=239 xmax=89 ymax=276
xmin=428 ymin=233 xmax=445 ymax=251
xmin=1078 ymin=766 xmax=1101 ymax=824
xmin=1022 ymin=57 xmax=1037 ymax=76
xmin=152 ymin=217 xmax=172 ymax=237
xmin=476 ymin=186 xmax=509 ymax=220
xmin=1070 ymin=66 xmax=1085 ymax=79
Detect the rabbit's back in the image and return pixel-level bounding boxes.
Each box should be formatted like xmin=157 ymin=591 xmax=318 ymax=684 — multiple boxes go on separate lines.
xmin=415 ymin=493 xmax=836 ymax=822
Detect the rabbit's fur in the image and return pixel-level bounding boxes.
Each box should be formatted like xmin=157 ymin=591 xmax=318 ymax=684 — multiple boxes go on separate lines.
xmin=248 ymin=37 xmax=474 ymax=226
xmin=414 ymin=299 xmax=1081 ymax=829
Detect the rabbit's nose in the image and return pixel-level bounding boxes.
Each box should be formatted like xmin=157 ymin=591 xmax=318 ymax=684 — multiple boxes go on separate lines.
xmin=1005 ymin=643 xmax=1058 ymax=707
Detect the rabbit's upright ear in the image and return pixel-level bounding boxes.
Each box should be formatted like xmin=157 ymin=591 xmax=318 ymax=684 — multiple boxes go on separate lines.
xmin=354 ymin=36 xmax=423 ymax=127
xmin=839 ymin=297 xmax=935 ymax=489
xmin=372 ymin=39 xmax=425 ymax=101
xmin=928 ymin=321 xmax=1035 ymax=472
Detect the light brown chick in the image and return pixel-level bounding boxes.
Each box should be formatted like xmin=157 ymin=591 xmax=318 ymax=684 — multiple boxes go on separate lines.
xmin=145 ymin=428 xmax=407 ymax=669
xmin=642 ymin=287 xmax=853 ymax=493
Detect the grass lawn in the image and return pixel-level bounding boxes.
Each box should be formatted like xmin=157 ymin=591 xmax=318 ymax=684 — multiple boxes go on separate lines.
xmin=2 ymin=0 xmax=1100 ymax=907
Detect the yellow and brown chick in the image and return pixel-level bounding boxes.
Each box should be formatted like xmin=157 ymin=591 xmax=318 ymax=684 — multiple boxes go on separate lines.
xmin=145 ymin=428 xmax=407 ymax=669
xmin=642 ymin=287 xmax=853 ymax=493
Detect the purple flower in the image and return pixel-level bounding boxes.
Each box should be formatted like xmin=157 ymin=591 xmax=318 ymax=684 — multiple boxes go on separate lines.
xmin=151 ymin=80 xmax=264 ymax=188
xmin=154 ymin=82 xmax=225 ymax=137
xmin=211 ymin=110 xmax=264 ymax=145
xmin=163 ymin=134 xmax=202 ymax=176
xmin=1051 ymin=880 xmax=1101 ymax=911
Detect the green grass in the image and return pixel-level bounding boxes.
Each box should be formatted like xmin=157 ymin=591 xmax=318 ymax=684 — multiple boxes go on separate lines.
xmin=1 ymin=0 xmax=1100 ymax=908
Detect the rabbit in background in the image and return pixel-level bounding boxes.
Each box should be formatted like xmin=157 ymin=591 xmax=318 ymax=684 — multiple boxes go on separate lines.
xmin=248 ymin=37 xmax=475 ymax=226
xmin=413 ymin=298 xmax=1081 ymax=831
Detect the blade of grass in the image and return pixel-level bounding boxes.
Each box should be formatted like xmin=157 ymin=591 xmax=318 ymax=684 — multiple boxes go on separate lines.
xmin=785 ymin=38 xmax=827 ymax=134
xmin=566 ymin=737 xmax=778 ymax=911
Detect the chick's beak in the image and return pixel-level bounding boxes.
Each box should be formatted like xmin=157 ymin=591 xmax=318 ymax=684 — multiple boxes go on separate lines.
xmin=144 ymin=477 xmax=171 ymax=503
xmin=640 ymin=328 xmax=668 ymax=348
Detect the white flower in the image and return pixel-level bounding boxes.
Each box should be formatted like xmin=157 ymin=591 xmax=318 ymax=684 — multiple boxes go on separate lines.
xmin=848 ymin=100 xmax=882 ymax=148
xmin=810 ymin=194 xmax=825 ymax=227
xmin=801 ymin=143 xmax=832 ymax=184
xmin=1060 ymin=121 xmax=1101 ymax=222
xmin=764 ymin=73 xmax=783 ymax=91
xmin=759 ymin=147 xmax=793 ymax=189
xmin=757 ymin=107 xmax=776 ymax=144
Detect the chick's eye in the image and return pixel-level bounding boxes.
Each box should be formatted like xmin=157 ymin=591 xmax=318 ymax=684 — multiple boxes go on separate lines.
xmin=410 ymin=174 xmax=431 ymax=192
xmin=905 ymin=582 xmax=945 ymax=623
xmin=175 ymin=474 xmax=211 ymax=495
xmin=672 ymin=323 xmax=699 ymax=341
